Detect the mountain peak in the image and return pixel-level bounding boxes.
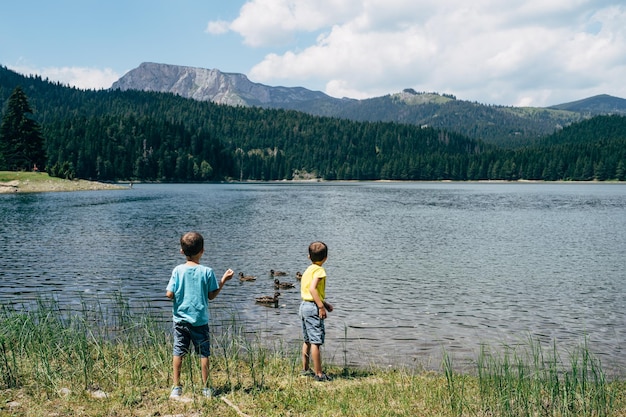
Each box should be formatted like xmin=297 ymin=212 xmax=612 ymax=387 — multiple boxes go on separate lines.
xmin=111 ymin=62 xmax=331 ymax=107
xmin=549 ymin=94 xmax=626 ymax=114
xmin=392 ymin=89 xmax=456 ymax=105
xmin=112 ymin=62 xmax=252 ymax=105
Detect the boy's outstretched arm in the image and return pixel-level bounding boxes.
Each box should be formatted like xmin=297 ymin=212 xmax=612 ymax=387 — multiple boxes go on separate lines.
xmin=209 ymin=268 xmax=234 ymax=300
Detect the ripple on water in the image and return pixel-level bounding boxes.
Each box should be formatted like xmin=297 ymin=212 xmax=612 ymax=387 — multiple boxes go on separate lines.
xmin=1 ymin=183 xmax=625 ymax=375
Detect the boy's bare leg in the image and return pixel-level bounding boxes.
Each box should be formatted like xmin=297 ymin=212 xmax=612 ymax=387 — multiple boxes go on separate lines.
xmin=302 ymin=342 xmax=311 ymax=371
xmin=201 ymin=357 xmax=210 ymax=386
xmin=311 ymin=344 xmax=322 ymax=375
xmin=172 ymin=355 xmax=182 ymax=386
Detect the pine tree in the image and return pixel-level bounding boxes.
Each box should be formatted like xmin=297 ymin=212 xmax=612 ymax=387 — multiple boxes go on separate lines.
xmin=0 ymin=86 xmax=46 ymax=171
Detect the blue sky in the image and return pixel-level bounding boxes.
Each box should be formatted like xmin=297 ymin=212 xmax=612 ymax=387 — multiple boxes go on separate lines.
xmin=1 ymin=0 xmax=625 ymax=107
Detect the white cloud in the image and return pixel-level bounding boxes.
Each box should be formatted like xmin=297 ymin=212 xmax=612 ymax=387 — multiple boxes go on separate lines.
xmin=206 ymin=20 xmax=230 ymax=35
xmin=224 ymin=0 xmax=361 ymax=47
xmin=9 ymin=64 xmax=120 ymax=90
xmin=222 ymin=0 xmax=626 ymax=106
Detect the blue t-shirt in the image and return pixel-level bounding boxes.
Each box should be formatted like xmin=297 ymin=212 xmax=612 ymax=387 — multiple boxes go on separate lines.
xmin=166 ymin=264 xmax=219 ymax=326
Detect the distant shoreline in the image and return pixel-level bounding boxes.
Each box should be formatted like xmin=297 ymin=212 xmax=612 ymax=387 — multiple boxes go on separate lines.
xmin=2 ymin=172 xmax=622 ymax=194
xmin=0 ymin=171 xmax=127 ymax=194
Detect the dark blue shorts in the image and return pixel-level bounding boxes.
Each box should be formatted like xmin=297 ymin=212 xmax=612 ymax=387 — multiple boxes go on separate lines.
xmin=172 ymin=322 xmax=211 ymax=358
xmin=299 ymin=301 xmax=325 ymax=345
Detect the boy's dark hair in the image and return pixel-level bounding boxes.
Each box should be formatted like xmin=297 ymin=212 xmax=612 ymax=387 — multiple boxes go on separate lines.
xmin=309 ymin=241 xmax=328 ymax=262
xmin=181 ymin=231 xmax=204 ymax=257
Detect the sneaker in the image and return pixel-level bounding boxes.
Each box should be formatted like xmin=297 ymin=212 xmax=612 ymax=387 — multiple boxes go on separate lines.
xmin=300 ymin=369 xmax=315 ymax=378
xmin=202 ymin=387 xmax=212 ymax=398
xmin=314 ymin=373 xmax=332 ymax=382
xmin=170 ymin=386 xmax=182 ymax=398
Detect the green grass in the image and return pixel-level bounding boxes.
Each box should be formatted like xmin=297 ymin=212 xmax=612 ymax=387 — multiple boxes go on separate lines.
xmin=0 ymin=171 xmax=125 ymax=192
xmin=0 ymin=296 xmax=624 ymax=416
xmin=0 ymin=170 xmax=55 ymax=182
xmin=444 ymin=338 xmax=621 ymax=417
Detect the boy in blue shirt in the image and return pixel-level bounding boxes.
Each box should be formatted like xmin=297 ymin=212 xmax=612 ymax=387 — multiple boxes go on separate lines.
xmin=166 ymin=231 xmax=234 ymax=398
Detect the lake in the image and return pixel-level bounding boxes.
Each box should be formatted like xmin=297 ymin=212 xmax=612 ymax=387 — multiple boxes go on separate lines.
xmin=1 ymin=181 xmax=624 ymax=375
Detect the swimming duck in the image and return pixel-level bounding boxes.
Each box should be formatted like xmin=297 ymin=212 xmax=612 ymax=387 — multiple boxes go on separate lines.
xmin=239 ymin=272 xmax=256 ymax=281
xmin=274 ymin=279 xmax=295 ymax=289
xmin=270 ymin=269 xmax=287 ymax=276
xmin=255 ymin=292 xmax=280 ymax=308
xmin=295 ymin=271 xmax=302 ymax=280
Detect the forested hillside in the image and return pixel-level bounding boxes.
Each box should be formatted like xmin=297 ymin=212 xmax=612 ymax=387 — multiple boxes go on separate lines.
xmin=510 ymin=115 xmax=626 ymax=181
xmin=112 ymin=63 xmax=626 ymax=147
xmin=305 ymin=92 xmax=585 ymax=147
xmin=1 ymin=66 xmax=624 ymax=182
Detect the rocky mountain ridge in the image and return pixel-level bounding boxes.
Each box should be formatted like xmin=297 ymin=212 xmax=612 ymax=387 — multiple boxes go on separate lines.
xmin=111 ymin=62 xmax=337 ymax=107
xmin=111 ymin=62 xmax=626 ymax=145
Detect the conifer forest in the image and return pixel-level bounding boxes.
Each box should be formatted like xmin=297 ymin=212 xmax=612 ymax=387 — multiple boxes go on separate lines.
xmin=1 ymin=66 xmax=625 ymax=182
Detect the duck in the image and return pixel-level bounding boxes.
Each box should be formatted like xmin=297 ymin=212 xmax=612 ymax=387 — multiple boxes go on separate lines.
xmin=270 ymin=269 xmax=287 ymax=276
xmin=295 ymin=271 xmax=302 ymax=280
xmin=255 ymin=292 xmax=280 ymax=308
xmin=274 ymin=278 xmax=295 ymax=289
xmin=239 ymin=272 xmax=256 ymax=282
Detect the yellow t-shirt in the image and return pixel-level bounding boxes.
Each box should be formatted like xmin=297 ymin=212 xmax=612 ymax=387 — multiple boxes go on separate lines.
xmin=300 ymin=263 xmax=326 ymax=302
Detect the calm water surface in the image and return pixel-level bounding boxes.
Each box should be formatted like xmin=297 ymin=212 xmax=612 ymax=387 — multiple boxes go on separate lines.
xmin=1 ymin=182 xmax=625 ymax=374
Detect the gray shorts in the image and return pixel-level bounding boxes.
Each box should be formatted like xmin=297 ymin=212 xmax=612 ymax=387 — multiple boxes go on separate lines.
xmin=172 ymin=321 xmax=211 ymax=358
xmin=299 ymin=301 xmax=325 ymax=345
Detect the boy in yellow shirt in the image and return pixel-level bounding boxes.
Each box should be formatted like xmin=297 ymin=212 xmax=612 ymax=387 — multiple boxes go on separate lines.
xmin=299 ymin=241 xmax=334 ymax=382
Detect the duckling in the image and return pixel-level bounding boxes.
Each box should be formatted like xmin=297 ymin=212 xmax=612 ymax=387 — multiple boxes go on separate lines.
xmin=274 ymin=278 xmax=295 ymax=289
xmin=239 ymin=272 xmax=256 ymax=282
xmin=270 ymin=269 xmax=287 ymax=276
xmin=255 ymin=292 xmax=280 ymax=308
xmin=295 ymin=271 xmax=302 ymax=280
